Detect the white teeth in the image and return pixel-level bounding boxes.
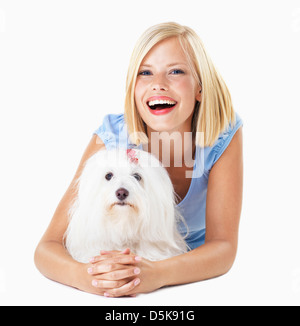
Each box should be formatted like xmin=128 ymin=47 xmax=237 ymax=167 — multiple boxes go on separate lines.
xmin=148 ymin=99 xmax=176 ymax=107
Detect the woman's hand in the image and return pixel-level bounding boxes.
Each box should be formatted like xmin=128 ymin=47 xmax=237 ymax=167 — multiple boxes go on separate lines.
xmin=87 ymin=249 xmax=163 ymax=297
xmin=81 ymin=249 xmax=141 ymax=297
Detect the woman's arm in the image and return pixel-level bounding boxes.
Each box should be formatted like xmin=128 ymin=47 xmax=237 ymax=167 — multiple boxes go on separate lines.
xmin=34 ymin=134 xmax=110 ymax=294
xmin=159 ymin=127 xmax=243 ymax=286
xmin=100 ymin=127 xmax=243 ymax=297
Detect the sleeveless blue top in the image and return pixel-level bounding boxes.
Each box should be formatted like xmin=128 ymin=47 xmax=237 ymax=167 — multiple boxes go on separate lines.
xmin=94 ymin=112 xmax=243 ymax=250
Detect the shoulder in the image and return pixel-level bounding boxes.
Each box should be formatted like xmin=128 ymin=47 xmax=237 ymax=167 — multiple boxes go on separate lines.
xmin=94 ymin=113 xmax=125 ymax=139
xmin=204 ymin=111 xmax=243 ymax=173
xmin=93 ymin=113 xmax=127 ymax=149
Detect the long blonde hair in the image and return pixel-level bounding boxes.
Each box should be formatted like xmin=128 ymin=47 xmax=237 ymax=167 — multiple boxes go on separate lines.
xmin=124 ymin=22 xmax=235 ymax=147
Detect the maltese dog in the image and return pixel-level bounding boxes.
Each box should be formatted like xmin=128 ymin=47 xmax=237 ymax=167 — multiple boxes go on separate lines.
xmin=64 ymin=148 xmax=188 ymax=263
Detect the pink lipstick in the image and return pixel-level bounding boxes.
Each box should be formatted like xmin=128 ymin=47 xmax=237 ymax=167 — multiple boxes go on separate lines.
xmin=146 ymin=96 xmax=177 ymax=115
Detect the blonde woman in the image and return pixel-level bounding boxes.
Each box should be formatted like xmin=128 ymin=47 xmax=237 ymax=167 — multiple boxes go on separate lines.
xmin=34 ymin=22 xmax=243 ymax=297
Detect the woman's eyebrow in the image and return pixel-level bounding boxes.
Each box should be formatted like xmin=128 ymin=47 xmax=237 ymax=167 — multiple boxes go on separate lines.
xmin=167 ymin=62 xmax=188 ymax=67
xmin=139 ymin=64 xmax=152 ymax=68
xmin=140 ymin=62 xmax=188 ymax=68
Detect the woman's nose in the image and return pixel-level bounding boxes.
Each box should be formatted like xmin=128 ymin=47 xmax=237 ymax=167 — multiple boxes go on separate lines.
xmin=151 ymin=74 xmax=168 ymax=91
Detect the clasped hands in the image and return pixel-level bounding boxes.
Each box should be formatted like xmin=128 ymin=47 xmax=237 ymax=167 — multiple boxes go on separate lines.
xmin=85 ymin=248 xmax=160 ymax=297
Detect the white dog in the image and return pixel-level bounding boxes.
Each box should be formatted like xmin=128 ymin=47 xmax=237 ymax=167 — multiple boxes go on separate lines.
xmin=64 ymin=148 xmax=188 ymax=263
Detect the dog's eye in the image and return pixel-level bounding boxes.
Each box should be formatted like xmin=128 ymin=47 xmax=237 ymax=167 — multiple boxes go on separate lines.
xmin=105 ymin=172 xmax=113 ymax=181
xmin=133 ymin=173 xmax=142 ymax=182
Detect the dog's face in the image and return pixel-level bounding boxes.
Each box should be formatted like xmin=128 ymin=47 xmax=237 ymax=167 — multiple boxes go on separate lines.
xmin=77 ymin=149 xmax=172 ymax=226
xmin=98 ymin=153 xmax=145 ymax=217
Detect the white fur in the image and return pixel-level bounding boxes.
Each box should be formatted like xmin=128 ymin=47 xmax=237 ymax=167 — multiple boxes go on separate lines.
xmin=64 ymin=149 xmax=188 ymax=263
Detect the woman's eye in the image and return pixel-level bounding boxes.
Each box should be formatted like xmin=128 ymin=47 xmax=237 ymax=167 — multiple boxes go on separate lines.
xmin=138 ymin=70 xmax=152 ymax=76
xmin=170 ymin=69 xmax=184 ymax=75
xmin=105 ymin=172 xmax=113 ymax=181
xmin=133 ymin=173 xmax=142 ymax=182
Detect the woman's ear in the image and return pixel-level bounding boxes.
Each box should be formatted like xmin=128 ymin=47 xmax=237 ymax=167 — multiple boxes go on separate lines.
xmin=195 ymin=86 xmax=202 ymax=102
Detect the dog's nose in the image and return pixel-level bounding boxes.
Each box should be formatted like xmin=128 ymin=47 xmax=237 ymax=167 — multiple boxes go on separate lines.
xmin=115 ymin=188 xmax=129 ymax=201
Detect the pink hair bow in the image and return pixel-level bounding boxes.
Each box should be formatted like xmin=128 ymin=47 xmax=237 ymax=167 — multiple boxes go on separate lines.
xmin=126 ymin=149 xmax=139 ymax=164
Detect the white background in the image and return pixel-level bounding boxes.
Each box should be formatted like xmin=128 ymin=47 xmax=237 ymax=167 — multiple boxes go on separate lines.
xmin=0 ymin=0 xmax=299 ymax=306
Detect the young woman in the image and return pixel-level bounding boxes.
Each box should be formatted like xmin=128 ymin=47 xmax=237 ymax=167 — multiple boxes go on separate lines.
xmin=34 ymin=22 xmax=243 ymax=297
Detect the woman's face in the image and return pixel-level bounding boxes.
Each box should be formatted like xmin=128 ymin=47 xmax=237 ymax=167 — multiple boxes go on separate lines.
xmin=134 ymin=37 xmax=201 ymax=135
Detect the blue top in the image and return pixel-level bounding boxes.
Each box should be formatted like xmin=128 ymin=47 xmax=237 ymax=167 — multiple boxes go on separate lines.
xmin=94 ymin=112 xmax=243 ymax=250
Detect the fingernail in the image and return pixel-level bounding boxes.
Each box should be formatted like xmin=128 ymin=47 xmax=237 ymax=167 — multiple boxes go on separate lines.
xmin=135 ymin=256 xmax=141 ymax=261
xmin=87 ymin=267 xmax=93 ymax=274
xmin=92 ymin=280 xmax=97 ymax=287
xmin=89 ymin=257 xmax=95 ymax=263
xmin=134 ymin=278 xmax=140 ymax=286
xmin=134 ymin=268 xmax=140 ymax=275
xmin=104 ymin=292 xmax=110 ymax=297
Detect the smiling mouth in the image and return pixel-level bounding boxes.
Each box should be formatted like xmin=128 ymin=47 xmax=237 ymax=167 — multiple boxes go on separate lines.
xmin=147 ymin=99 xmax=177 ymax=111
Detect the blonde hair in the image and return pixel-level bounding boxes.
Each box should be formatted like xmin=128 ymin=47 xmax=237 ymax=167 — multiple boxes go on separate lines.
xmin=124 ymin=22 xmax=235 ymax=147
